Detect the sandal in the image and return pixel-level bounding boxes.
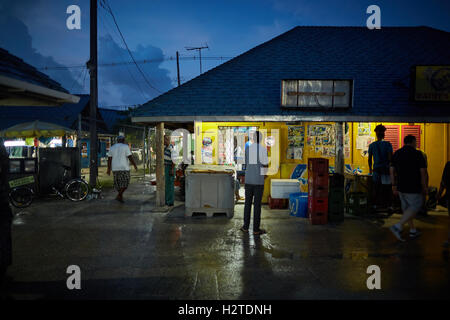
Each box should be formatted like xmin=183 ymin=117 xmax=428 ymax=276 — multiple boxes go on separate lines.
xmin=115 ymin=197 xmax=124 ymax=203
xmin=240 ymin=227 xmax=249 ymax=233
xmin=253 ymin=229 xmax=267 ymax=235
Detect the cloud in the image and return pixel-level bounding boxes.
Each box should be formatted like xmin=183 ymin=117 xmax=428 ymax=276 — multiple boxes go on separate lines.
xmin=0 ymin=2 xmax=173 ymax=107
xmin=0 ymin=12 xmax=84 ymax=94
xmin=97 ymin=35 xmax=173 ymax=106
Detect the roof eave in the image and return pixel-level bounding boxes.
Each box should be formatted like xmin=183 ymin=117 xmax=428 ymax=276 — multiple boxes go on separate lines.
xmin=132 ymin=114 xmax=450 ymax=124
xmin=0 ymin=75 xmax=80 ymax=106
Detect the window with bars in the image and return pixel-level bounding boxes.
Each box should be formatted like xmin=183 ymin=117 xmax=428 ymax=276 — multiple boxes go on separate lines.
xmin=281 ymin=80 xmax=352 ymax=108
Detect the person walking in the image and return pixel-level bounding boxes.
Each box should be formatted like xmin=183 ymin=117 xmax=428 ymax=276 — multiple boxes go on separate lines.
xmin=164 ymin=135 xmax=175 ymax=207
xmin=0 ymin=139 xmax=12 ymax=298
xmin=241 ymin=131 xmax=269 ymax=235
xmin=389 ymin=135 xmax=428 ymax=242
xmin=107 ymin=136 xmax=138 ymax=203
xmin=437 ymin=161 xmax=450 ymax=248
xmin=368 ymin=124 xmax=393 ymax=213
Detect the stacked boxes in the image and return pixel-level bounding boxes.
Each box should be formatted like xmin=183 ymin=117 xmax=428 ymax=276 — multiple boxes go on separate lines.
xmin=269 ymin=179 xmax=300 ymax=209
xmin=307 ymin=158 xmax=329 ymax=225
xmin=328 ymin=173 xmax=345 ymax=222
xmin=268 ymin=196 xmax=289 ymax=209
xmin=346 ymin=192 xmax=369 ymax=216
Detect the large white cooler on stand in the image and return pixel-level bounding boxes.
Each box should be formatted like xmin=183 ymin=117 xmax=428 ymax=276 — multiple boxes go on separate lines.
xmin=270 ymin=179 xmax=300 ymax=199
xmin=185 ymin=165 xmax=235 ymax=218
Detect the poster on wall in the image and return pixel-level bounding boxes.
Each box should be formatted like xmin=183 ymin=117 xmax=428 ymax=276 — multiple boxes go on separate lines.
xmin=358 ymin=123 xmax=371 ymax=136
xmin=201 ymin=136 xmax=213 ymax=164
xmin=344 ymin=146 xmax=351 ymax=159
xmin=344 ymin=123 xmax=351 ymax=159
xmin=308 ymin=124 xmax=335 ymax=157
xmin=356 ymin=136 xmax=375 ymax=157
xmin=287 ymin=125 xmax=305 ymax=159
xmin=81 ymin=142 xmax=88 ymax=158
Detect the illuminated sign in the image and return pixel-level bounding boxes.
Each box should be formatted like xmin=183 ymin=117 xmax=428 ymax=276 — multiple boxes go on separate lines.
xmin=413 ymin=66 xmax=450 ymax=102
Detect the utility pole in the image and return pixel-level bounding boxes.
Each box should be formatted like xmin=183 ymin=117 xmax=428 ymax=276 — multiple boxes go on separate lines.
xmin=88 ymin=0 xmax=98 ymax=187
xmin=185 ymin=44 xmax=209 ymax=75
xmin=176 ymin=51 xmax=181 ymax=86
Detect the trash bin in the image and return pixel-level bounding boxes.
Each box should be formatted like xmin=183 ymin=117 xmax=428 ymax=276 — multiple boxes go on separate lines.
xmin=185 ymin=165 xmax=235 ymax=218
xmin=289 ymin=192 xmax=308 ymax=218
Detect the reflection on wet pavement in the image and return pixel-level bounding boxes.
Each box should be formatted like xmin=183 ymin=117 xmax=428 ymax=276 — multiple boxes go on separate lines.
xmin=5 ymin=181 xmax=450 ymax=300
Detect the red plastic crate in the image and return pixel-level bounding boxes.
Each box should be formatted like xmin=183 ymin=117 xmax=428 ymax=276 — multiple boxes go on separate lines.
xmin=308 ymin=158 xmax=329 ymax=175
xmin=308 ymin=172 xmax=329 ymax=188
xmin=309 ymin=211 xmax=328 ymax=225
xmin=268 ymin=196 xmax=288 ymax=209
xmin=308 ymin=197 xmax=328 ymax=214
xmin=308 ymin=185 xmax=329 ymax=198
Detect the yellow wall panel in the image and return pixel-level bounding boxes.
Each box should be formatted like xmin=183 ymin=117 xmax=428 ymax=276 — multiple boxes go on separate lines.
xmin=198 ymin=121 xmax=450 ymax=196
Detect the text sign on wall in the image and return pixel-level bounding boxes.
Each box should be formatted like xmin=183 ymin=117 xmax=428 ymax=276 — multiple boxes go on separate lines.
xmin=414 ymin=66 xmax=450 ymax=102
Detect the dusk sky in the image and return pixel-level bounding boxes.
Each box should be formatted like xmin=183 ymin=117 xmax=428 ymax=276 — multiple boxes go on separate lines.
xmin=1 ymin=0 xmax=449 ymax=108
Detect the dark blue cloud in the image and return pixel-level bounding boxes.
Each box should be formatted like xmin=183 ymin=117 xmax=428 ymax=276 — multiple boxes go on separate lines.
xmin=0 ymin=13 xmax=84 ymax=94
xmin=97 ymin=34 xmax=173 ymax=106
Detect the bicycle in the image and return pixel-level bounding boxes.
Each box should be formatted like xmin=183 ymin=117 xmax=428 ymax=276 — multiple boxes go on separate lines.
xmin=9 ymin=164 xmax=90 ymax=208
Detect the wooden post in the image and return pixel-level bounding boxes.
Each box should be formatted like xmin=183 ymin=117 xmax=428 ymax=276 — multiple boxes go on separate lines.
xmin=155 ymin=122 xmax=165 ymax=207
xmin=142 ymin=126 xmax=146 ymax=178
xmin=335 ymin=122 xmax=345 ymax=175
xmin=148 ymin=127 xmax=152 ymax=174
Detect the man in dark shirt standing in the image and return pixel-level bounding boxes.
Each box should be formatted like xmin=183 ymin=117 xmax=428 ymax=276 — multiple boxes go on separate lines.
xmin=368 ymin=124 xmax=393 ymax=212
xmin=389 ymin=135 xmax=428 ymax=242
xmin=437 ymin=161 xmax=450 ymax=248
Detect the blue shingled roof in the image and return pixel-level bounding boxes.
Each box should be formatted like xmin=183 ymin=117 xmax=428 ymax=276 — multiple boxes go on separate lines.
xmin=0 ymin=95 xmax=89 ymax=131
xmin=133 ymin=26 xmax=450 ymax=122
xmin=99 ymin=108 xmax=129 ymax=131
xmin=0 ymin=48 xmax=69 ymax=93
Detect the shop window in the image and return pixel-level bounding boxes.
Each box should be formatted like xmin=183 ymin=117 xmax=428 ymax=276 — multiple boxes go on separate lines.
xmin=384 ymin=125 xmax=400 ymax=152
xmin=217 ymin=127 xmax=257 ymax=169
xmin=281 ymin=80 xmax=352 ymax=108
xmin=401 ymin=125 xmax=421 ymax=149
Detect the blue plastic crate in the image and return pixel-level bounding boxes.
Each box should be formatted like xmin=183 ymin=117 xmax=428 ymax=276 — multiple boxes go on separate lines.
xmin=289 ymin=192 xmax=308 ymax=218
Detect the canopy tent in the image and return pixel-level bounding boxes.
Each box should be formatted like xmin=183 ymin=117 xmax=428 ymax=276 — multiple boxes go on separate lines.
xmin=0 ymin=120 xmax=75 ymax=138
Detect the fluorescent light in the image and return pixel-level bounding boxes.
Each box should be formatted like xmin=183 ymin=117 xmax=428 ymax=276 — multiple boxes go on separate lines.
xmin=4 ymin=140 xmax=26 ymax=147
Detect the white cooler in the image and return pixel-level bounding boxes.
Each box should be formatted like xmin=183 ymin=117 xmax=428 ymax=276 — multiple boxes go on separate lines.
xmin=270 ymin=179 xmax=300 ymax=199
xmin=185 ymin=165 xmax=235 ymax=218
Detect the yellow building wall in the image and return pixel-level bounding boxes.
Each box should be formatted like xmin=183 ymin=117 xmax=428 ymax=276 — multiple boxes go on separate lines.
xmin=196 ymin=121 xmax=449 ymax=203
xmin=351 ymin=122 xmax=425 ymax=174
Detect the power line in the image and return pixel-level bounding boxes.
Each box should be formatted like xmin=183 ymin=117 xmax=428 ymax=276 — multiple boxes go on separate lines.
xmin=38 ymin=56 xmax=233 ymax=70
xmin=100 ymin=0 xmax=162 ymax=94
xmin=97 ymin=5 xmax=150 ymax=101
xmin=68 ymin=66 xmax=86 ymax=93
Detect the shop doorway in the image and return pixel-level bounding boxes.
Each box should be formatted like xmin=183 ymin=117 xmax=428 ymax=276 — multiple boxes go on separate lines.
xmin=217 ymin=126 xmax=258 ymax=170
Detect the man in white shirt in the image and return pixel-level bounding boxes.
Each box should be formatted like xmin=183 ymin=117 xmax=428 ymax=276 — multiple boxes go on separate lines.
xmin=107 ymin=136 xmax=138 ymax=203
xmin=241 ymin=131 xmax=269 ymax=235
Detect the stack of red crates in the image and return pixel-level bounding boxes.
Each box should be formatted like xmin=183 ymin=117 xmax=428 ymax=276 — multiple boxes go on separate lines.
xmin=308 ymin=158 xmax=329 ymax=225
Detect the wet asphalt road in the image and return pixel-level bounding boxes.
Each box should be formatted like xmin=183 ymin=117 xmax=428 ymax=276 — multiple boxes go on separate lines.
xmin=4 ymin=180 xmax=450 ymax=300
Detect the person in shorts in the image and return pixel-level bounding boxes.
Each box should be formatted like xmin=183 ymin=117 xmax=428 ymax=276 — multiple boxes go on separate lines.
xmin=107 ymin=136 xmax=138 ymax=203
xmin=437 ymin=161 xmax=450 ymax=248
xmin=389 ymin=135 xmax=428 ymax=241
xmin=368 ymin=124 xmax=393 ymax=213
